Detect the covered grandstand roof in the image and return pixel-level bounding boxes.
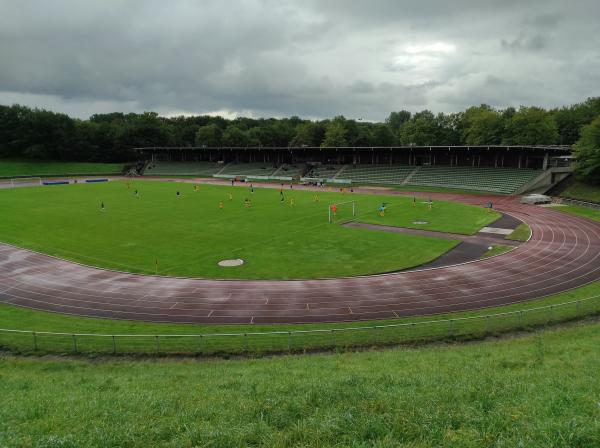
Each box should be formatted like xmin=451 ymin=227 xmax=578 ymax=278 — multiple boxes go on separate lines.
xmin=135 ymin=145 xmax=572 ymax=152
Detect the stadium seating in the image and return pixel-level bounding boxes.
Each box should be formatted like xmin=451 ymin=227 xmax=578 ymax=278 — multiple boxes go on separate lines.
xmin=144 ymin=161 xmax=540 ymax=193
xmin=275 ymin=164 xmax=304 ymax=178
xmin=306 ymin=165 xmax=345 ymax=179
xmin=144 ymin=162 xmax=222 ymax=176
xmin=341 ymin=164 xmax=415 ymax=184
xmin=219 ymin=162 xmax=278 ymax=177
xmin=407 ymin=166 xmax=539 ymax=194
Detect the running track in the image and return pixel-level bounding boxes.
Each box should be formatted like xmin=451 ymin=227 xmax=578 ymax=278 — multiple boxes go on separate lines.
xmin=1 ymin=189 xmax=600 ymax=324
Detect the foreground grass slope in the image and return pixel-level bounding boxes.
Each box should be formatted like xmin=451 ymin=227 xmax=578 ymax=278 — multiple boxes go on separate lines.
xmin=1 ymin=321 xmax=599 ymax=447
xmin=561 ymin=180 xmax=600 ymax=203
xmin=0 ymin=181 xmax=498 ymax=279
xmin=0 ymin=159 xmax=124 ymax=177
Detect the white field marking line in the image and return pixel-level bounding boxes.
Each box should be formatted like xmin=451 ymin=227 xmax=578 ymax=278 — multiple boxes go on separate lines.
xmin=2 ymin=295 xmax=217 ymax=319
xmin=1 ymin=288 xmax=215 ymax=313
xmin=11 ymin=250 xmax=600 ymax=314
xmin=0 ymin=221 xmax=588 ymax=312
xmin=281 ymin=219 xmax=599 ymax=313
xmin=135 ymin=294 xmax=151 ymax=302
xmin=0 ymin=200 xmax=598 ymax=308
xmin=7 ymin=291 xmax=600 ymax=324
xmin=2 ymin=206 xmax=548 ymax=288
xmin=186 ymin=276 xmax=600 ymax=318
xmin=7 ymin=256 xmax=596 ymax=315
xmin=0 ymin=226 xmax=588 ymax=314
xmin=5 ymin=295 xmax=600 ymax=330
xmin=0 ymin=228 xmax=544 ymax=298
xmin=0 ymin=201 xmax=565 ymax=289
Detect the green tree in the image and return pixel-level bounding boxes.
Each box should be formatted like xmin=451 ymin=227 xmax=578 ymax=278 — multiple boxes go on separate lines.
xmin=553 ymin=97 xmax=600 ymax=145
xmin=399 ymin=111 xmax=439 ymax=145
xmin=221 ymin=126 xmax=249 ymax=147
xmin=460 ymin=105 xmax=503 ymax=145
xmin=573 ymin=115 xmax=600 ymax=185
xmin=371 ymin=124 xmax=395 ymax=146
xmin=290 ymin=122 xmax=324 ymax=147
xmin=194 ymin=124 xmax=222 ymax=147
xmin=354 ymin=125 xmax=375 ymax=146
xmin=502 ymin=107 xmax=558 ymax=145
xmin=321 ymin=121 xmax=348 ymax=147
xmin=385 ymin=110 xmax=411 ymax=134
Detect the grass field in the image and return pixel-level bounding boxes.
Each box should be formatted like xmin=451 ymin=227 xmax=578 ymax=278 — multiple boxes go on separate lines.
xmin=553 ymin=204 xmax=600 ymax=223
xmin=481 ymin=245 xmax=514 ymax=258
xmin=0 ymin=159 xmax=125 ymax=178
xmin=1 ymin=320 xmax=599 ymax=447
xmin=560 ymin=180 xmax=600 ymax=203
xmin=505 ymin=223 xmax=531 ymax=242
xmin=0 ymin=180 xmax=499 ymax=279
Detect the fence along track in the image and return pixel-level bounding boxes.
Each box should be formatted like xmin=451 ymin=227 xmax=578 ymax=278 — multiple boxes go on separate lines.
xmin=1 ymin=294 xmax=598 ymax=356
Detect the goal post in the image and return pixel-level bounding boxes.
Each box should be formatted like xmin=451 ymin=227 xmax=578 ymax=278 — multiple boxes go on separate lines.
xmin=328 ymin=200 xmax=356 ymax=223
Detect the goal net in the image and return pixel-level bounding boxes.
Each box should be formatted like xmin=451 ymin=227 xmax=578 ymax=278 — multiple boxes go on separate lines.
xmin=328 ymin=200 xmax=357 ymax=223
xmin=0 ymin=177 xmax=43 ymax=189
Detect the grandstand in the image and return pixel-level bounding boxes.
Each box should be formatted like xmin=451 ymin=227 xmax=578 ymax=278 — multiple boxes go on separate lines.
xmin=218 ymin=162 xmax=278 ymax=177
xmin=341 ymin=164 xmax=416 ymax=184
xmin=142 ymin=161 xmax=541 ymax=193
xmin=138 ymin=146 xmax=571 ymax=194
xmin=144 ymin=162 xmax=222 ymax=176
xmin=306 ymin=165 xmax=344 ymax=179
xmin=408 ymin=166 xmax=540 ymax=194
xmin=275 ymin=163 xmax=304 ymax=178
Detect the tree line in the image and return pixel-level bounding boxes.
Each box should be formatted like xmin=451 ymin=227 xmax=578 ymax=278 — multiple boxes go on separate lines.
xmin=0 ymin=97 xmax=599 ymax=183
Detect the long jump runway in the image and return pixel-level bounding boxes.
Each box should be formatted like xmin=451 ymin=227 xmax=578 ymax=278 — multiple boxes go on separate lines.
xmin=1 ymin=191 xmax=599 ymax=325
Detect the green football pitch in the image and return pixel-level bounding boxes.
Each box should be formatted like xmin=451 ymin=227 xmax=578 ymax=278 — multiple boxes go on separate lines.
xmin=0 ymin=181 xmax=500 ymax=279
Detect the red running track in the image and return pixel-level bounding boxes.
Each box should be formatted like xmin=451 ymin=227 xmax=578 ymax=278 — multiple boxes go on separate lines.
xmin=1 ymin=192 xmax=599 ymax=325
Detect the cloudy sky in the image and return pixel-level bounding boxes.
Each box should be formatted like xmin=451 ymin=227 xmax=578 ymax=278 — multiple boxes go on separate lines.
xmin=0 ymin=0 xmax=599 ymax=121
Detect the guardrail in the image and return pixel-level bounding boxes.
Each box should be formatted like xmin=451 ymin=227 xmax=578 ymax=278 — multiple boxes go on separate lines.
xmin=1 ymin=295 xmax=599 ymax=357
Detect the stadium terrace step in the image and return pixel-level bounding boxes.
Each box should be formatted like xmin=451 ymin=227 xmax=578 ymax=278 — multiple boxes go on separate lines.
xmin=144 ymin=162 xmax=542 ymax=193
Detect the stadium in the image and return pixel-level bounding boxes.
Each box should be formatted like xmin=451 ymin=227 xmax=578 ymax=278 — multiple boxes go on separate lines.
xmin=2 ymin=118 xmax=600 ymax=448
xmin=2 ymin=1 xmax=600 ymax=446
xmin=0 ymin=144 xmax=597 ymax=328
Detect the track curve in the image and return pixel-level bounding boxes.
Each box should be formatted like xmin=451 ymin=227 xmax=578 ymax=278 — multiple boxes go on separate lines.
xmin=1 ymin=191 xmax=599 ymax=325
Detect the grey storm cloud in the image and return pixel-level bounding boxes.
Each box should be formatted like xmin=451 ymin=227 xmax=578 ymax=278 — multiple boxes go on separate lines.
xmin=0 ymin=0 xmax=599 ymax=120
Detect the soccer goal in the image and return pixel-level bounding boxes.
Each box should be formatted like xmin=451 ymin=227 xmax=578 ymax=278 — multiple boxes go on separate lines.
xmin=328 ymin=200 xmax=356 ymax=223
xmin=0 ymin=177 xmax=42 ymax=189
